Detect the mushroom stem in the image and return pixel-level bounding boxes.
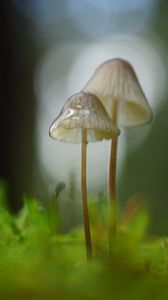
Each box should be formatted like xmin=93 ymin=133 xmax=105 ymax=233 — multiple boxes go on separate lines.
xmin=109 ymin=100 xmax=119 ymax=235
xmin=109 ymin=137 xmax=118 ymax=206
xmin=81 ymin=128 xmax=92 ymax=259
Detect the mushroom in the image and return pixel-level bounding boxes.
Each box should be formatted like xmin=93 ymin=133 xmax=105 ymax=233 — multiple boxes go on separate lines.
xmin=49 ymin=91 xmax=120 ymax=259
xmin=82 ymin=58 xmax=153 ymax=228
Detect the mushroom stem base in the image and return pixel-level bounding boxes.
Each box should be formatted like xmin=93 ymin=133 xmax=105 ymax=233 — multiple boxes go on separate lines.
xmin=81 ymin=129 xmax=92 ymax=259
xmin=109 ymin=100 xmax=119 ymax=242
xmin=109 ymin=137 xmax=118 ymax=236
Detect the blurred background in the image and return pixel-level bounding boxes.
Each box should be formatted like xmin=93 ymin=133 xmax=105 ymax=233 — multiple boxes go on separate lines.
xmin=1 ymin=0 xmax=168 ymax=234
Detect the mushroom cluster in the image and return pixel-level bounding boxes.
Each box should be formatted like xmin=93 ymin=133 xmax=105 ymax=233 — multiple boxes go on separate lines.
xmin=49 ymin=58 xmax=153 ymax=259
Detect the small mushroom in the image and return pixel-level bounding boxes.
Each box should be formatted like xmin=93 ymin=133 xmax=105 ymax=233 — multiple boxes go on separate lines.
xmin=83 ymin=58 xmax=152 ymax=127
xmin=82 ymin=58 xmax=153 ymax=223
xmin=49 ymin=91 xmax=120 ymax=259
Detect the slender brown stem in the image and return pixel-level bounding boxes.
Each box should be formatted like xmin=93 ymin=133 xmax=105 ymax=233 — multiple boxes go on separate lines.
xmin=109 ymin=100 xmax=119 ymax=237
xmin=109 ymin=137 xmax=118 ymax=237
xmin=109 ymin=137 xmax=118 ymax=206
xmin=81 ymin=129 xmax=92 ymax=259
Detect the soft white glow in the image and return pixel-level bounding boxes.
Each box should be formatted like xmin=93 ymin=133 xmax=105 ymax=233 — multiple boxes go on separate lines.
xmin=35 ymin=36 xmax=167 ymax=191
xmin=68 ymin=37 xmax=166 ymax=109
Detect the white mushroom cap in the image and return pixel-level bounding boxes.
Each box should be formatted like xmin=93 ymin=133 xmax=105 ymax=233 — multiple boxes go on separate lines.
xmin=82 ymin=58 xmax=153 ymax=128
xmin=49 ymin=92 xmax=120 ymax=143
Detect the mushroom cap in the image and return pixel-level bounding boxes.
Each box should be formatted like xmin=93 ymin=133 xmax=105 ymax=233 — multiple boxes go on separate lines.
xmin=82 ymin=58 xmax=153 ymax=128
xmin=49 ymin=92 xmax=120 ymax=143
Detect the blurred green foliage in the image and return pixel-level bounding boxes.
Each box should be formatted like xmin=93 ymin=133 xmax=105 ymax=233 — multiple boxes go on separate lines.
xmin=0 ymin=182 xmax=168 ymax=300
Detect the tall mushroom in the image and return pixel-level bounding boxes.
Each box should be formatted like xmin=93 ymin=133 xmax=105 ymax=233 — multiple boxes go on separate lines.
xmin=82 ymin=58 xmax=153 ymax=230
xmin=49 ymin=92 xmax=120 ymax=259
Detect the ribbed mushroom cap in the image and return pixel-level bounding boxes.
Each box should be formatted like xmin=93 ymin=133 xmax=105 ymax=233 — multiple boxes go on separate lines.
xmin=82 ymin=58 xmax=153 ymax=128
xmin=49 ymin=92 xmax=120 ymax=143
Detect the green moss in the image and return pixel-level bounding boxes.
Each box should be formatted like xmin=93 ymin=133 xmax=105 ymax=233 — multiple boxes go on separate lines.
xmin=0 ymin=185 xmax=168 ymax=300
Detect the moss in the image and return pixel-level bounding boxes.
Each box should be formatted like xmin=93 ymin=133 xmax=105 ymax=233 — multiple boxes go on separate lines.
xmin=0 ymin=185 xmax=167 ymax=300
